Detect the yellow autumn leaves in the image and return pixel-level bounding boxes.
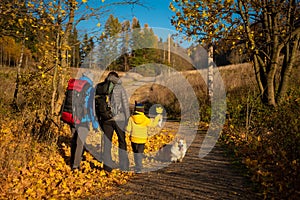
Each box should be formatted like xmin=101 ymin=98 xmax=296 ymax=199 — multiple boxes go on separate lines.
xmin=0 ymin=119 xmax=176 ymax=199
xmin=0 ymin=122 xmax=130 ymax=199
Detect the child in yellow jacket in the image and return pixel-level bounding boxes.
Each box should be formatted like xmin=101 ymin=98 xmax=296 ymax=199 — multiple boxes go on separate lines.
xmin=126 ymin=103 xmax=163 ymax=173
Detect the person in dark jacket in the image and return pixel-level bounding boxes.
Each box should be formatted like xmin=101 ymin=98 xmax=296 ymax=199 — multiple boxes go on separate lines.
xmin=96 ymin=71 xmax=130 ymax=172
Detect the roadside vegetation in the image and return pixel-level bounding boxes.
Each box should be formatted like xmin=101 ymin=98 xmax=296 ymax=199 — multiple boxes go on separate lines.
xmin=219 ymin=64 xmax=300 ymax=199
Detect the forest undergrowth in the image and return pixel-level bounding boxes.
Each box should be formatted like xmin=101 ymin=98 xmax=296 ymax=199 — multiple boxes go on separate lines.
xmin=219 ymin=81 xmax=300 ymax=199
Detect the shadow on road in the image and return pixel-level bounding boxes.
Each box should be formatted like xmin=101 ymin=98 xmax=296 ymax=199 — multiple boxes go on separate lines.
xmin=99 ymin=131 xmax=262 ymax=200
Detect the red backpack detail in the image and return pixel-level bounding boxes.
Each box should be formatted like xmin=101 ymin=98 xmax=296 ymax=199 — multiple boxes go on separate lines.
xmin=60 ymin=78 xmax=91 ymax=125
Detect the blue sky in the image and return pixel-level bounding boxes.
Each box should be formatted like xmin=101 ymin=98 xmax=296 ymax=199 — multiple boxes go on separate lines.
xmin=115 ymin=1 xmax=175 ymax=30
xmin=77 ymin=0 xmax=175 ymax=30
xmin=76 ymin=0 xmax=192 ymax=47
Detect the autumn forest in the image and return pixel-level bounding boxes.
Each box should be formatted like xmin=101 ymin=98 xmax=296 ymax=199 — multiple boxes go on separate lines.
xmin=0 ymin=0 xmax=300 ymax=199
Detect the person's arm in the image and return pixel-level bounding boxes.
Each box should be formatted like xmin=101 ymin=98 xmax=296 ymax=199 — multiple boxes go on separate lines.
xmin=149 ymin=106 xmax=164 ymax=127
xmin=88 ymin=87 xmax=99 ymax=129
xmin=149 ymin=114 xmax=162 ymax=127
xmin=125 ymin=117 xmax=132 ymax=136
xmin=121 ymin=86 xmax=130 ymax=122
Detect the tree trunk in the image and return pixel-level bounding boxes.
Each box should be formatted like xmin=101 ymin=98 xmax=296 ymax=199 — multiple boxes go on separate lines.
xmin=73 ymin=45 xmax=75 ymax=68
xmin=51 ymin=28 xmax=60 ymax=116
xmin=124 ymin=54 xmax=128 ymax=71
xmin=253 ymin=54 xmax=267 ymax=101
xmin=0 ymin=44 xmax=2 ymax=67
xmin=278 ymin=34 xmax=299 ymax=103
xmin=266 ymin=66 xmax=276 ymax=106
xmin=51 ymin=0 xmax=76 ymax=117
xmin=12 ymin=39 xmax=25 ymax=110
xmin=266 ymin=47 xmax=280 ymax=107
xmin=8 ymin=52 xmax=11 ymax=67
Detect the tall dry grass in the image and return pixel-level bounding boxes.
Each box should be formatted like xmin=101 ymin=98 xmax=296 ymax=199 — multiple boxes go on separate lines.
xmin=133 ymin=62 xmax=255 ymax=121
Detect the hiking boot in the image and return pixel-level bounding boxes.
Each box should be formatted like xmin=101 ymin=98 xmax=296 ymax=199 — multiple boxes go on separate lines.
xmin=103 ymin=164 xmax=113 ymax=172
xmin=71 ymin=166 xmax=81 ymax=171
xmin=134 ymin=168 xmax=142 ymax=174
xmin=135 ymin=170 xmax=142 ymax=174
xmin=71 ymin=163 xmax=81 ymax=171
xmin=120 ymin=165 xmax=129 ymax=172
xmin=103 ymin=161 xmax=118 ymax=172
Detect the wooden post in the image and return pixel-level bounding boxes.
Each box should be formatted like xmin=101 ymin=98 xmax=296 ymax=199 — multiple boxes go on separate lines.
xmin=208 ymin=45 xmax=213 ymax=99
xmin=168 ymin=34 xmax=171 ymax=64
xmin=168 ymin=34 xmax=171 ymax=76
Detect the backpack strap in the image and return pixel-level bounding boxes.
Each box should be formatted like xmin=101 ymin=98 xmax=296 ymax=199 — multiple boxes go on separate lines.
xmin=107 ymin=81 xmax=115 ymax=94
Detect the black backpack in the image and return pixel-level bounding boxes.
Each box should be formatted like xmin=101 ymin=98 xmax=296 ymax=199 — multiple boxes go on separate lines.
xmin=95 ymin=81 xmax=114 ymax=121
xmin=60 ymin=78 xmax=91 ymax=125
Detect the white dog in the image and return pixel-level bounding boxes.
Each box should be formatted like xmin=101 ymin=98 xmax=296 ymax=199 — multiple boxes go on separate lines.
xmin=155 ymin=137 xmax=187 ymax=162
xmin=170 ymin=138 xmax=187 ymax=163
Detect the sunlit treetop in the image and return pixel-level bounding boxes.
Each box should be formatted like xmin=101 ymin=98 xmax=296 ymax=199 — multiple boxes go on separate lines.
xmin=170 ymin=0 xmax=240 ymax=46
xmin=170 ymin=0 xmax=300 ymax=52
xmin=170 ymin=0 xmax=300 ymax=107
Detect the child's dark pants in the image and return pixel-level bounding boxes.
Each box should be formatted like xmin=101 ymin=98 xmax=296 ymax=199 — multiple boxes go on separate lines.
xmin=131 ymin=142 xmax=145 ymax=172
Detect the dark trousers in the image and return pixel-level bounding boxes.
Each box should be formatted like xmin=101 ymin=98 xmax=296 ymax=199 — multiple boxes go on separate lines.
xmin=100 ymin=120 xmax=129 ymax=171
xmin=70 ymin=125 xmax=89 ymax=169
xmin=131 ymin=142 xmax=145 ymax=171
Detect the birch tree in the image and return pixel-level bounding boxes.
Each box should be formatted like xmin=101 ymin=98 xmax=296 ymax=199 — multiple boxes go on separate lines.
xmin=170 ymin=0 xmax=300 ymax=106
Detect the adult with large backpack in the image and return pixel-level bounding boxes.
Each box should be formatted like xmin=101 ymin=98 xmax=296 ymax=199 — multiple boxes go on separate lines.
xmin=61 ymin=70 xmax=99 ymax=170
xmin=95 ymin=71 xmax=130 ymax=172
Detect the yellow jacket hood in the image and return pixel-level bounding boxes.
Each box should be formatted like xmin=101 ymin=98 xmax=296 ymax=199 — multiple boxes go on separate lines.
xmin=131 ymin=111 xmax=151 ymax=126
xmin=126 ymin=112 xmax=162 ymax=144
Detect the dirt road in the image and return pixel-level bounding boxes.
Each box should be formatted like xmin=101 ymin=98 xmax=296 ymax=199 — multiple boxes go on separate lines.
xmin=101 ymin=130 xmax=262 ymax=200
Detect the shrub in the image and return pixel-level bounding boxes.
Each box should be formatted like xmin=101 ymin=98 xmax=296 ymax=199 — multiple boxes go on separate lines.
xmin=222 ymin=87 xmax=300 ymax=199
